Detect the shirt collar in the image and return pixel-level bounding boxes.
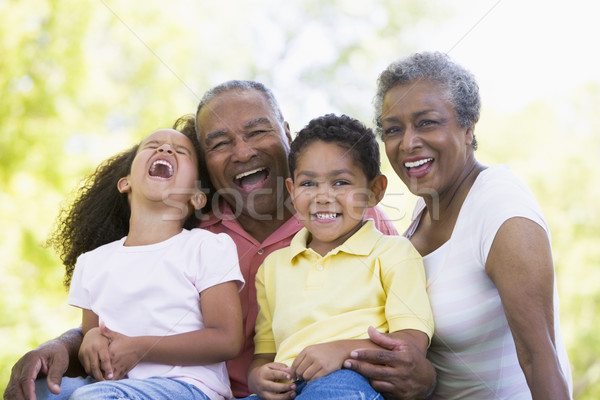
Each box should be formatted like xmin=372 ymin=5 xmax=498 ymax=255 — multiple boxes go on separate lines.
xmin=289 ymin=219 xmax=380 ymax=261
xmin=199 ymin=200 xmax=303 ymax=246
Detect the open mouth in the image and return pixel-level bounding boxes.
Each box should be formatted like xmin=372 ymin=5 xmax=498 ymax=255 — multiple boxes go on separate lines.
xmin=234 ymin=167 xmax=269 ymax=189
xmin=149 ymin=159 xmax=174 ymax=179
xmin=404 ymin=158 xmax=433 ymax=170
xmin=314 ymin=212 xmax=339 ymax=221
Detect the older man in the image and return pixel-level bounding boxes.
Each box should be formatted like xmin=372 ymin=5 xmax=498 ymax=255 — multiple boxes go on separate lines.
xmin=5 ymin=80 xmax=398 ymax=400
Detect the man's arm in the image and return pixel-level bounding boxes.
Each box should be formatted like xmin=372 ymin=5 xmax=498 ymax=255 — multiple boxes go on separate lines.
xmin=4 ymin=328 xmax=84 ymax=400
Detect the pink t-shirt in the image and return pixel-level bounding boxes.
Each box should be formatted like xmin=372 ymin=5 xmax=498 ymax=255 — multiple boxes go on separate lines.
xmin=200 ymin=202 xmax=398 ymax=397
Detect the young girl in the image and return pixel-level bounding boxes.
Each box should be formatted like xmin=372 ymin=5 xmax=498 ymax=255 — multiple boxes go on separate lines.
xmin=45 ymin=127 xmax=244 ymax=400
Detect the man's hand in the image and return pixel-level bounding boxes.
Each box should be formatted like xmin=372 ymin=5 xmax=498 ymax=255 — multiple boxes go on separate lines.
xmin=343 ymin=326 xmax=436 ymax=400
xmin=4 ymin=339 xmax=71 ymax=400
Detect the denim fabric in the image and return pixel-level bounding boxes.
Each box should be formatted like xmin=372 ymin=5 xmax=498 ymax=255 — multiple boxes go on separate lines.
xmin=35 ymin=376 xmax=211 ymax=400
xmin=242 ymin=370 xmax=382 ymax=400
xmin=35 ymin=376 xmax=95 ymax=400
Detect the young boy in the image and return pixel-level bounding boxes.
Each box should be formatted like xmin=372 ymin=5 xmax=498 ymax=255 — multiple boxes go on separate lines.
xmin=245 ymin=114 xmax=434 ymax=399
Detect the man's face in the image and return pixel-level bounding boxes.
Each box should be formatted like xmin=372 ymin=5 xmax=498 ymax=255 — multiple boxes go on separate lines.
xmin=196 ymin=89 xmax=292 ymax=220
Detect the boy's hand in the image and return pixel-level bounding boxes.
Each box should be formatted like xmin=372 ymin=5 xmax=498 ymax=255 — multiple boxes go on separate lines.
xmin=100 ymin=324 xmax=141 ymax=380
xmin=248 ymin=362 xmax=296 ymax=400
xmin=79 ymin=327 xmax=113 ymax=381
xmin=290 ymin=342 xmax=347 ymax=382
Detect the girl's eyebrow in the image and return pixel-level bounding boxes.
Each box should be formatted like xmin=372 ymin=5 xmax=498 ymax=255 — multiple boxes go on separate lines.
xmin=141 ymin=139 xmax=192 ymax=154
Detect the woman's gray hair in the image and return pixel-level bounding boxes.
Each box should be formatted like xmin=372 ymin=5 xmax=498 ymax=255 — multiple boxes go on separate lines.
xmin=374 ymin=51 xmax=480 ymax=149
xmin=195 ymin=80 xmax=285 ymax=137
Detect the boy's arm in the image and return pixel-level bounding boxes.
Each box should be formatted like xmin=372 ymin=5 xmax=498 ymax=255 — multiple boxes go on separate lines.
xmin=103 ymin=281 xmax=243 ymax=368
xmin=290 ymin=329 xmax=428 ymax=383
xmin=247 ymin=354 xmax=296 ymax=399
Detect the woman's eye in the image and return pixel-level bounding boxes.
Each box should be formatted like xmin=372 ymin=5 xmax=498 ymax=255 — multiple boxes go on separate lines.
xmin=418 ymin=119 xmax=437 ymax=128
xmin=383 ymin=126 xmax=401 ymax=136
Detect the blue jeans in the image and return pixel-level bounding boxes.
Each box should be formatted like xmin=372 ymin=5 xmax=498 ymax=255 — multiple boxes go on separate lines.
xmin=35 ymin=376 xmax=211 ymax=400
xmin=243 ymin=370 xmax=382 ymax=400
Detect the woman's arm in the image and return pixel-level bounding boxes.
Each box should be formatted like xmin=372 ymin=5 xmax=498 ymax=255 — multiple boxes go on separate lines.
xmin=4 ymin=328 xmax=84 ymax=400
xmin=104 ymin=281 xmax=243 ymax=367
xmin=486 ymin=217 xmax=570 ymax=399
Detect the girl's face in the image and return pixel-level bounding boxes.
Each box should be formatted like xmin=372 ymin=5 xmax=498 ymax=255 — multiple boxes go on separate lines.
xmin=118 ymin=129 xmax=205 ymax=216
xmin=285 ymin=140 xmax=386 ymax=256
xmin=381 ymin=79 xmax=475 ymax=199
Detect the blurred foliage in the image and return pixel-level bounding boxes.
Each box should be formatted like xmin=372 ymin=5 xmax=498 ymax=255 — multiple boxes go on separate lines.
xmin=1 ymin=0 xmax=599 ymax=398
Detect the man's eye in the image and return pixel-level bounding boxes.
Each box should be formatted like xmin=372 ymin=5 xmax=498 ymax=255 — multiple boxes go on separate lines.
xmin=211 ymin=141 xmax=229 ymax=150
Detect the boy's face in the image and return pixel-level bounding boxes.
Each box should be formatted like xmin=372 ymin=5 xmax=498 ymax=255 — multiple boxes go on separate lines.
xmin=285 ymin=140 xmax=386 ymax=255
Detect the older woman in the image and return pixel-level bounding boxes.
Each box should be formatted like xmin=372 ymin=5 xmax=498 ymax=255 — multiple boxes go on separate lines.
xmin=345 ymin=52 xmax=572 ymax=399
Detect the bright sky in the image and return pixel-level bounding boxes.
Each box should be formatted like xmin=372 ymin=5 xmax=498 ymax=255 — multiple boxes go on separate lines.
xmin=420 ymin=0 xmax=600 ymax=112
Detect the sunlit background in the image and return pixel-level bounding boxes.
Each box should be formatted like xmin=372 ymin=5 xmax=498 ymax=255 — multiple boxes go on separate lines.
xmin=1 ymin=0 xmax=599 ymax=397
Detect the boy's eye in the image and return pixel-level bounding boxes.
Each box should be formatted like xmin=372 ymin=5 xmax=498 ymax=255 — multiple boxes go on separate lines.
xmin=299 ymin=181 xmax=315 ymax=187
xmin=333 ymin=180 xmax=350 ymax=186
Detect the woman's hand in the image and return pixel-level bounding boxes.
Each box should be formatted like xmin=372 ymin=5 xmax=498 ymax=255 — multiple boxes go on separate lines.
xmin=78 ymin=327 xmax=113 ymax=381
xmin=344 ymin=326 xmax=436 ymax=400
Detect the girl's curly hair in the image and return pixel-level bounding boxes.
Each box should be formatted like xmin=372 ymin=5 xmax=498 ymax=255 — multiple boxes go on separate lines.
xmin=48 ymin=116 xmax=211 ymax=287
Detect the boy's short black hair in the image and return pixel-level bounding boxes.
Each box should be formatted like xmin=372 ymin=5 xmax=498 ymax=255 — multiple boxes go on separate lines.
xmin=289 ymin=114 xmax=381 ymax=181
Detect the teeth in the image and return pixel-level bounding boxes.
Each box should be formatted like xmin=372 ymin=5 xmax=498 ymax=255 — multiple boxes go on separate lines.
xmin=315 ymin=213 xmax=337 ymax=220
xmin=235 ymin=168 xmax=265 ymax=180
xmin=404 ymin=158 xmax=433 ymax=168
xmin=152 ymin=159 xmax=173 ymax=175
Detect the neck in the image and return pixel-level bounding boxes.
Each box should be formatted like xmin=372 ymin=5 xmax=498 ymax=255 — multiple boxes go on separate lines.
xmin=125 ymin=205 xmax=186 ymax=246
xmin=236 ymin=206 xmax=295 ymax=243
xmin=423 ymin=158 xmax=484 ymax=222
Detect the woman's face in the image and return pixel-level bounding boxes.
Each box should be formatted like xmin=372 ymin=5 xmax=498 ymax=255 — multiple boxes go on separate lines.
xmin=381 ymin=79 xmax=475 ymax=199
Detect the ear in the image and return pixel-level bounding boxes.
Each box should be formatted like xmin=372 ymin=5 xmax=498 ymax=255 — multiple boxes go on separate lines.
xmin=117 ymin=177 xmax=131 ymax=193
xmin=367 ymin=174 xmax=388 ymax=207
xmin=190 ymin=190 xmax=207 ymax=210
xmin=285 ymin=177 xmax=295 ymax=200
xmin=465 ymin=126 xmax=475 ymax=146
xmin=283 ymin=121 xmax=292 ymax=146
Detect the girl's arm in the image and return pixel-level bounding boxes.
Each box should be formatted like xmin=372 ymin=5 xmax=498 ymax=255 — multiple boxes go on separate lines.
xmin=291 ymin=329 xmax=429 ymax=383
xmin=78 ymin=309 xmax=115 ymax=381
xmin=486 ymin=217 xmax=570 ymax=399
xmin=106 ymin=281 xmax=243 ymax=367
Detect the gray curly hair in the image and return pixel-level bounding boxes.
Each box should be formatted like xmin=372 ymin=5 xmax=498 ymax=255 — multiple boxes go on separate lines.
xmin=373 ymin=51 xmax=480 ymax=149
xmin=194 ymin=80 xmax=285 ymax=139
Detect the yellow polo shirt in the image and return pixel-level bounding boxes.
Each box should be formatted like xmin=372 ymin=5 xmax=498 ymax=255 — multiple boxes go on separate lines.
xmin=254 ymin=220 xmax=434 ymax=366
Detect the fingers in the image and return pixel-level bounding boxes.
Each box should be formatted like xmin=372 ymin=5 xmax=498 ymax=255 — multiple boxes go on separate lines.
xmin=45 ymin=365 xmax=64 ymax=395
xmin=367 ymin=326 xmax=404 ymax=351
xmin=99 ymin=322 xmax=113 ymax=342
xmin=98 ymin=348 xmax=114 ymax=380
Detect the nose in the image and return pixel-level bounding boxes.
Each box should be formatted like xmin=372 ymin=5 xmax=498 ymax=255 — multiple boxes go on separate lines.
xmin=232 ymin=139 xmax=257 ymax=162
xmin=315 ymin=185 xmax=334 ymax=204
xmin=400 ymin=126 xmax=421 ymax=153
xmin=157 ymin=143 xmax=173 ymax=154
